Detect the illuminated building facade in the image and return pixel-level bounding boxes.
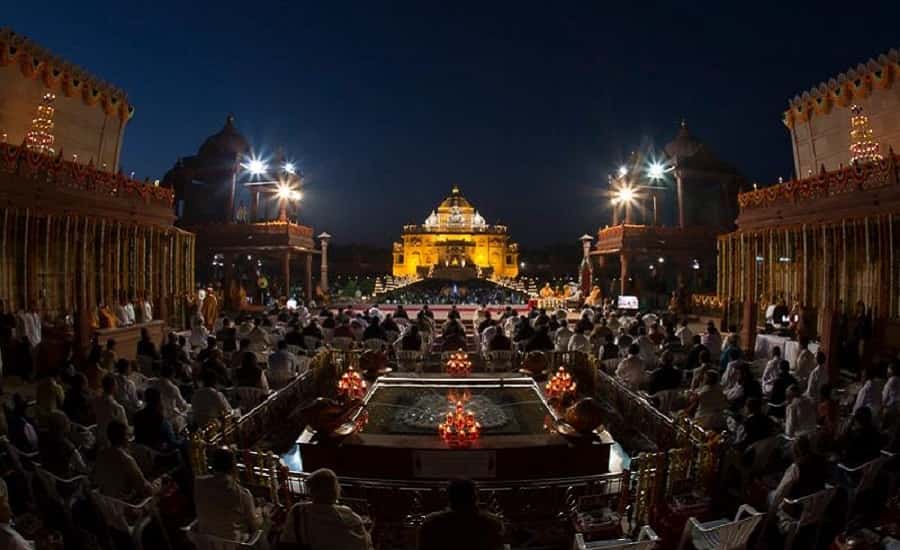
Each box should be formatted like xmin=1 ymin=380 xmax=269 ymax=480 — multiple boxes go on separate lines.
xmin=393 ymin=186 xmax=519 ymax=279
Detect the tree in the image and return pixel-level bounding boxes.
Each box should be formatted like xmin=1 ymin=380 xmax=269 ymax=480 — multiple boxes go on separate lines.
xmin=849 ymin=104 xmax=882 ymax=164
xmin=24 ymin=92 xmax=57 ymax=155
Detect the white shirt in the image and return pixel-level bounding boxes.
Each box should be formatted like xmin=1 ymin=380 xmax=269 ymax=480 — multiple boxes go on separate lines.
xmin=636 ymin=335 xmax=657 ymax=368
xmin=192 ymin=387 xmax=233 ymax=428
xmin=190 ymin=326 xmax=210 ymax=349
xmin=124 ymin=303 xmax=136 ymax=325
xmin=615 ymin=355 xmax=646 ymax=389
xmin=793 ymin=349 xmax=816 ymax=381
xmin=93 ymin=394 xmax=128 ymax=448
xmin=149 ymin=378 xmax=189 ymax=421
xmin=722 ymin=360 xmax=744 ymax=390
xmin=141 ymin=301 xmax=153 ymax=322
xmin=785 ymin=396 xmax=817 ymax=437
xmin=567 ymin=333 xmax=591 ymax=354
xmin=762 ymin=358 xmax=781 ymax=396
xmin=114 ymin=304 xmax=129 ymax=327
xmin=676 ymin=326 xmax=694 ymax=347
xmin=853 ymin=378 xmax=884 ymax=416
xmin=16 ymin=311 xmax=41 ymax=346
xmin=701 ymin=332 xmax=722 ymax=360
xmin=554 ymin=326 xmax=573 ymax=352
xmin=883 ymin=376 xmax=899 ymax=412
xmin=805 ymin=365 xmax=828 ymax=401
xmin=268 ymin=350 xmax=298 ymax=378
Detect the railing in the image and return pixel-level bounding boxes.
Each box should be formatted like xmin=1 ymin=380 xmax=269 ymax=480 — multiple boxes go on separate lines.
xmin=401 ymin=224 xmax=508 ymax=234
xmin=0 ymin=142 xmax=174 ymax=207
xmin=737 ymin=153 xmax=898 ymax=211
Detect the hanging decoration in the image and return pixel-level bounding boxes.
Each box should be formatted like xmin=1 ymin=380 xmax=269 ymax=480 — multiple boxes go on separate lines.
xmin=24 ymin=92 xmax=56 ymax=154
xmin=849 ymin=104 xmax=883 ymax=164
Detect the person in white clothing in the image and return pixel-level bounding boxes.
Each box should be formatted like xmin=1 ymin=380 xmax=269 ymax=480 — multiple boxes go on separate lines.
xmin=881 ymin=361 xmax=899 ymax=419
xmin=0 ymin=478 xmax=34 ymax=550
xmin=792 ymin=339 xmax=816 ymax=381
xmin=567 ymin=326 xmax=591 ymax=354
xmin=853 ymin=367 xmax=884 ymax=419
xmin=149 ymin=365 xmax=189 ymax=425
xmin=93 ymin=374 xmax=129 ymax=448
xmin=804 ymin=351 xmax=829 ymax=401
xmin=615 ymin=344 xmax=646 ymax=389
xmin=15 ymin=307 xmax=41 ymax=348
xmin=784 ymin=384 xmax=817 ymax=437
xmin=675 ymin=319 xmax=693 ymax=348
xmin=554 ymin=321 xmax=573 ymax=352
xmin=192 ymin=370 xmax=233 ymax=427
xmin=761 ymin=346 xmax=782 ymax=397
xmin=634 ymin=328 xmax=657 ymax=368
xmin=700 ymin=323 xmax=722 ymax=361
xmin=124 ymin=299 xmax=136 ymax=325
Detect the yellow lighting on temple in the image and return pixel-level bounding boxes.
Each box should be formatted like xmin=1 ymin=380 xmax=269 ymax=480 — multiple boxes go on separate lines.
xmin=392 ymin=186 xmax=519 ymax=278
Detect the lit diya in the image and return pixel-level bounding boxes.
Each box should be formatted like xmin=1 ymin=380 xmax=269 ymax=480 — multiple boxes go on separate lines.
xmin=337 ymin=367 xmax=367 ymax=401
xmin=446 ymin=349 xmax=473 ymax=376
xmin=437 ymin=401 xmax=481 ymax=446
xmin=545 ymin=366 xmax=577 ymax=403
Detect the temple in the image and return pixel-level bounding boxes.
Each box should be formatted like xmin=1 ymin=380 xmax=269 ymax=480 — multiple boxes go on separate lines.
xmin=392 ymin=186 xmax=519 ymax=280
xmin=0 ymin=28 xmax=193 ymax=364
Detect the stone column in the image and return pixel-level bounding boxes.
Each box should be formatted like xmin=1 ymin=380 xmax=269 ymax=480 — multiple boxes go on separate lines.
xmin=619 ymin=254 xmax=629 ymax=296
xmin=283 ymin=251 xmax=291 ymax=298
xmin=305 ymin=253 xmax=313 ymax=302
xmin=676 ymin=169 xmax=686 ymax=228
xmin=318 ymin=232 xmax=332 ymax=294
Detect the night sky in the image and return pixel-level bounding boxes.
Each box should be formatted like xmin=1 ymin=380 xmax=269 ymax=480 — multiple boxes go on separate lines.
xmin=5 ymin=2 xmax=899 ymax=247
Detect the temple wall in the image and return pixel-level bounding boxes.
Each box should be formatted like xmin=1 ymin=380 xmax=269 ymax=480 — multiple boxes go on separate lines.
xmin=789 ymin=86 xmax=900 ymax=178
xmin=393 ymin=232 xmax=518 ymax=278
xmin=0 ymin=64 xmax=127 ymax=171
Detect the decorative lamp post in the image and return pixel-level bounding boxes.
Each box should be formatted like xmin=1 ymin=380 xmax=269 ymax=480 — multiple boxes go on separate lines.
xmin=578 ymin=234 xmax=594 ymax=298
xmin=318 ymin=232 xmax=332 ymax=294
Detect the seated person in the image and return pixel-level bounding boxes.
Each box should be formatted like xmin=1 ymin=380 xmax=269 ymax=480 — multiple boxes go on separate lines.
xmin=769 ymin=434 xmax=827 ymax=512
xmin=615 ymin=344 xmax=646 ymax=389
xmin=133 ymin=388 xmax=182 ymax=452
xmin=689 ymin=350 xmax=715 ymax=390
xmin=567 ymin=326 xmax=591 ymax=354
xmin=524 ymin=326 xmax=554 ymax=352
xmin=302 ymin=319 xmax=325 ymax=341
xmin=63 ymin=373 xmax=95 ymax=427
xmin=216 ymin=318 xmax=238 ymax=352
xmin=784 ymin=384 xmax=816 ymax=438
xmin=247 ymin=319 xmax=272 ymax=351
xmin=278 ymin=468 xmax=373 ymax=549
xmin=194 ymin=447 xmax=262 ymax=541
xmin=418 ymin=478 xmax=504 ymax=550
xmin=400 ymin=325 xmax=423 ymax=351
xmin=284 ymin=323 xmax=305 ymax=348
xmin=726 ymin=363 xmax=763 ymax=412
xmin=770 ymin=360 xmax=797 ymax=408
xmin=149 ymin=364 xmax=190 ymax=425
xmin=733 ymin=397 xmax=776 ymax=451
xmin=0 ymin=478 xmax=33 ymax=550
xmin=136 ymin=327 xmax=160 ymax=360
xmin=852 ymin=367 xmax=884 ymax=418
xmin=268 ymin=340 xmax=300 ymax=383
xmin=805 ymin=351 xmax=829 ymax=401
xmin=684 ymin=335 xmax=708 ymax=373
xmin=761 ymin=346 xmax=783 ymax=397
xmin=836 ymin=406 xmax=883 ymax=467
xmin=202 ymin=349 xmax=232 ymax=387
xmin=92 ymin=374 xmax=128 ymax=449
xmin=647 ymin=351 xmax=681 ymax=395
xmin=112 ymin=359 xmax=141 ymax=416
xmin=598 ymin=334 xmax=619 ymax=361
xmin=362 ymin=318 xmax=387 ymax=341
xmin=488 ymin=328 xmax=512 ymax=352
xmin=554 ymin=320 xmax=573 ymax=352
xmin=720 ymin=347 xmax=745 ymax=391
xmin=38 ymin=411 xmax=88 ymax=478
xmin=235 ymin=352 xmax=270 ymax=391
xmin=685 ymin=370 xmax=729 ymax=431
xmin=5 ymin=395 xmax=37 ymax=454
xmin=35 ymin=368 xmax=66 ymax=426
xmin=196 ymin=336 xmax=219 ymax=365
xmin=192 ymin=371 xmax=234 ymax=427
xmin=92 ymin=421 xmax=155 ymax=503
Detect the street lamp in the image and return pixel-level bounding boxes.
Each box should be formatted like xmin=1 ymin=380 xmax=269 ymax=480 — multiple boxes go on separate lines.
xmin=242 ymin=156 xmax=268 ymax=177
xmin=276 ymin=182 xmax=302 ymax=221
xmin=283 ymin=162 xmax=297 ymax=175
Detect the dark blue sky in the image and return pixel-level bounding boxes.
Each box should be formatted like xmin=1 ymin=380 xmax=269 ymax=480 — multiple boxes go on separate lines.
xmin=5 ymin=2 xmax=899 ymax=246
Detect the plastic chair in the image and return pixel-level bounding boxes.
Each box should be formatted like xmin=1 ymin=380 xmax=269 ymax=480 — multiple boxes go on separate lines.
xmin=184 ymin=519 xmax=265 ymax=550
xmin=331 ymin=337 xmax=354 ymax=351
xmin=486 ymin=350 xmax=516 ymax=372
xmin=91 ymin=489 xmax=170 ymax=550
xmin=364 ymin=338 xmax=388 ymax=351
xmin=776 ymin=487 xmax=836 ymax=550
xmin=574 ymin=525 xmax=660 ymax=549
xmin=396 ymin=350 xmax=425 ymax=373
xmin=838 ymin=455 xmax=889 ymax=525
xmin=677 ymin=504 xmax=764 ymax=550
xmin=34 ymin=466 xmax=87 ymax=524
xmin=130 ymin=443 xmax=182 ymax=479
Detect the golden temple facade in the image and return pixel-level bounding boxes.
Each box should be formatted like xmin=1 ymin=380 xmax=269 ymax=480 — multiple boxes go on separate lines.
xmin=392 ymin=186 xmax=519 ymax=279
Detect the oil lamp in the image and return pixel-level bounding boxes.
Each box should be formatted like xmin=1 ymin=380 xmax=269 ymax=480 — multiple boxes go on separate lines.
xmin=545 ymin=367 xmax=577 ymax=401
xmin=438 ymin=401 xmax=481 ymax=446
xmin=446 ymin=349 xmax=473 ymax=376
xmin=337 ymin=367 xmax=367 ymax=401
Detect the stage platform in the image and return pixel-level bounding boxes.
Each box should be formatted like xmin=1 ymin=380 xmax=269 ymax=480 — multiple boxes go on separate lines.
xmin=293 ymin=374 xmax=611 ymax=480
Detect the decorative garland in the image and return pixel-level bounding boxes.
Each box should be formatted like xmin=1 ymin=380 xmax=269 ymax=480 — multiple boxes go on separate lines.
xmin=0 ymin=28 xmax=133 ymax=121
xmin=0 ymin=142 xmax=174 ymax=206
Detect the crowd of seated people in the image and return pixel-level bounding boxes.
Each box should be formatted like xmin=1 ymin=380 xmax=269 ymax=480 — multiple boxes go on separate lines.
xmin=378 ymin=278 xmax=529 ymax=305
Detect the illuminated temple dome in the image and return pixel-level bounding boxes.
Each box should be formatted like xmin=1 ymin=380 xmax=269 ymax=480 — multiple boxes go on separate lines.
xmin=393 ymin=186 xmax=519 ymax=279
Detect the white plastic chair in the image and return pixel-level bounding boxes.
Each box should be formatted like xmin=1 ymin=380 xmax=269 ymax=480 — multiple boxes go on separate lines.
xmin=677 ymin=504 xmax=764 ymax=550
xmin=232 ymin=387 xmax=270 ymax=410
xmin=838 ymin=455 xmax=889 ymax=525
xmin=776 ymin=487 xmax=836 ymax=550
xmin=91 ymin=489 xmax=170 ymax=550
xmin=185 ymin=519 xmax=265 ymax=550
xmin=574 ymin=525 xmax=660 ymax=549
xmin=364 ymin=338 xmax=388 ymax=351
xmin=396 ymin=350 xmax=425 ymax=373
xmin=34 ymin=466 xmax=87 ymax=524
xmin=130 ymin=443 xmax=182 ymax=479
xmin=331 ymin=337 xmax=354 ymax=351
xmin=486 ymin=350 xmax=516 ymax=372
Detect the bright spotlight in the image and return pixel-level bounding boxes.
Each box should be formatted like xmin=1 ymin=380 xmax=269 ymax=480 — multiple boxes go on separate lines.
xmin=615 ymin=186 xmax=636 ymax=205
xmin=647 ymin=161 xmax=666 ymax=180
xmin=283 ymin=162 xmax=296 ymax=175
xmin=617 ymin=165 xmax=628 ymax=177
xmin=290 ymin=190 xmax=303 ymax=201
xmin=242 ymin=156 xmax=268 ymax=176
xmin=276 ymin=184 xmax=293 ymax=200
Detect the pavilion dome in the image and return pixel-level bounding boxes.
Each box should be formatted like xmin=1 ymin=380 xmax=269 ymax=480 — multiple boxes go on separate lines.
xmin=198 ymin=114 xmax=250 ymax=159
xmin=664 ymin=120 xmax=704 ymax=160
xmin=437 ymin=185 xmax=473 ymax=211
